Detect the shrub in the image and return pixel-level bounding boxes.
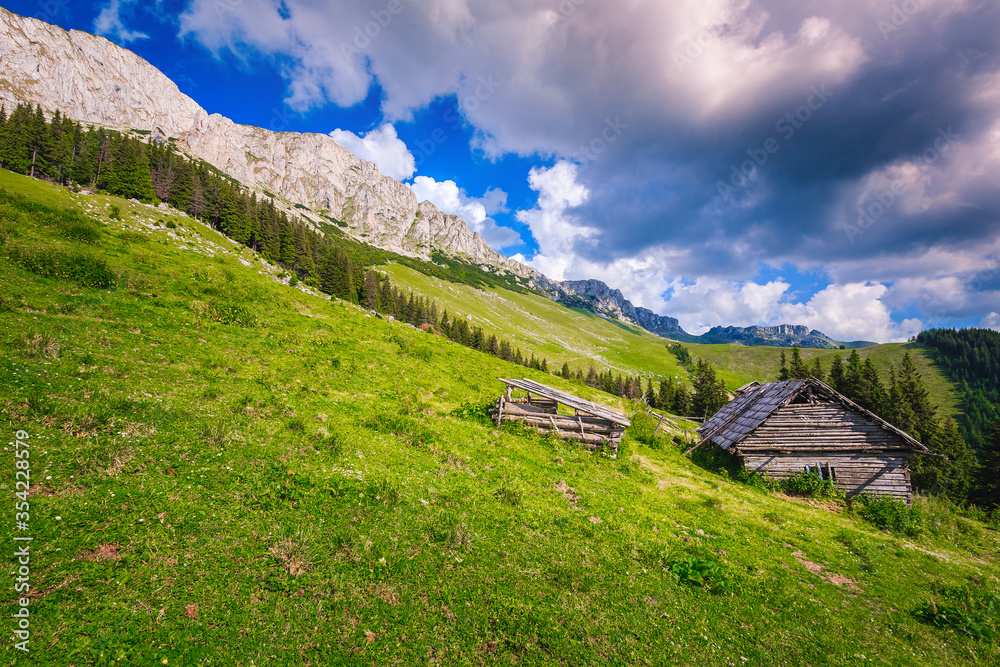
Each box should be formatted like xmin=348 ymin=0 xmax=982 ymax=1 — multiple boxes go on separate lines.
xmin=201 ymin=423 xmax=230 ymax=446
xmin=452 ymin=401 xmax=491 ymax=425
xmin=762 ymin=511 xmax=786 ymax=526
xmin=23 ymin=333 xmax=61 ymax=359
xmin=782 ymin=471 xmax=841 ymax=499
xmin=8 ymin=243 xmax=116 ymax=288
xmin=851 ymin=494 xmax=923 ymax=536
xmin=166 ymin=220 xmax=177 ymax=229
xmin=57 ymin=212 xmax=101 ymax=244
xmin=494 ymin=481 xmax=522 ymax=507
xmin=628 ymin=413 xmax=659 ymax=446
xmin=366 ymin=478 xmax=403 ymax=507
xmin=212 ymin=302 xmax=259 ymax=328
xmin=120 ymin=230 xmax=148 ymax=244
xmin=915 ymin=584 xmax=1000 ymax=640
xmin=288 ymin=274 xmax=299 ymax=287
xmin=666 ymin=556 xmax=726 ymax=591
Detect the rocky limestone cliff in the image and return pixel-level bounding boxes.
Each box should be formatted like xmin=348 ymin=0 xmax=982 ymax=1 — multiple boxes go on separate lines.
xmin=701 ymin=325 xmax=837 ymax=349
xmin=0 ymin=7 xmax=533 ymax=278
xmin=558 ymin=280 xmax=685 ymax=336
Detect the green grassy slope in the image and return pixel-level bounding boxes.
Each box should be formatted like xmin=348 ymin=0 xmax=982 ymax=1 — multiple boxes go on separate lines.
xmin=379 ymin=262 xmax=691 ymax=381
xmin=2 ymin=170 xmax=998 ymax=665
xmin=380 ymin=263 xmax=961 ymax=418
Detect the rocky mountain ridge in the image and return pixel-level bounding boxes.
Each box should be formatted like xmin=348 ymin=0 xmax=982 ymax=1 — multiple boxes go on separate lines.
xmin=556 ymin=280 xmax=686 ymax=336
xmin=0 ymin=7 xmax=534 ymax=280
xmin=699 ymin=325 xmax=838 ymax=349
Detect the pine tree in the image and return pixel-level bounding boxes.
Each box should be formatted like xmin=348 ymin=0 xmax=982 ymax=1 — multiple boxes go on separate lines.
xmin=789 ymin=345 xmax=810 ymax=379
xmin=828 ymin=355 xmax=845 ymax=393
xmin=809 ymin=357 xmax=825 ymax=382
xmin=777 ymin=351 xmax=789 ymax=381
xmin=561 ymin=362 xmax=572 ymax=379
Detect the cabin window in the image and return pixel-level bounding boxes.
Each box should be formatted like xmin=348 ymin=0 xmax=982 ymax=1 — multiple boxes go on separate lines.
xmin=804 ymin=463 xmax=836 ymax=481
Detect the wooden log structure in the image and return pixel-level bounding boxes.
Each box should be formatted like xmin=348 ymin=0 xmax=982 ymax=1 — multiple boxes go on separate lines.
xmin=696 ymin=378 xmax=934 ymax=505
xmin=491 ymin=378 xmax=629 ymax=457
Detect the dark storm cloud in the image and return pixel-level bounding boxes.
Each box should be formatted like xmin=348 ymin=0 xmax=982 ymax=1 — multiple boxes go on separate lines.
xmin=573 ymin=0 xmax=1000 ymax=277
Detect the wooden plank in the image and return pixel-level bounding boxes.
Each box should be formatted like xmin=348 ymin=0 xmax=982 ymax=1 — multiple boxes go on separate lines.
xmin=500 ymin=378 xmax=630 ymax=426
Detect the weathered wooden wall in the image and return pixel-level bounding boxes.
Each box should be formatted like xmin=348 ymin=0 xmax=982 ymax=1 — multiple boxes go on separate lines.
xmin=740 ymin=453 xmax=913 ymax=502
xmin=736 ymin=402 xmax=916 ymax=503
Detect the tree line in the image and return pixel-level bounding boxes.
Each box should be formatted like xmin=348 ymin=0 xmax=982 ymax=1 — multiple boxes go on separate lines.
xmin=916 ymin=329 xmax=1000 ymax=451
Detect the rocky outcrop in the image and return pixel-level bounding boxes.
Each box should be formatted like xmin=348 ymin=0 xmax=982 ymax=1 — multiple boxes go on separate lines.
xmin=700 ymin=325 xmax=838 ymax=348
xmin=633 ymin=307 xmax=685 ymax=337
xmin=557 ymin=280 xmax=686 ymax=336
xmin=0 ymin=7 xmax=533 ymax=278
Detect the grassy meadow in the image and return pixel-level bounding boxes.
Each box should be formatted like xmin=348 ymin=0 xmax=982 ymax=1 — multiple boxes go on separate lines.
xmin=1 ymin=169 xmax=998 ymax=665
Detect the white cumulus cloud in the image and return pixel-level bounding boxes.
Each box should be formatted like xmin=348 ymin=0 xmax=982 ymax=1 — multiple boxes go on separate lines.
xmin=409 ymin=176 xmax=521 ymax=250
xmin=94 ymin=0 xmax=149 ymax=44
xmin=513 ymin=161 xmax=595 ymax=281
xmin=328 ymin=124 xmax=416 ymax=181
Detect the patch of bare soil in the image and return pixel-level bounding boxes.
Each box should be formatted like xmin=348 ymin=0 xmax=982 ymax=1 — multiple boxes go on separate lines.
xmin=554 ymin=481 xmax=584 ymax=511
xmin=80 ymin=542 xmax=122 ymax=562
xmin=791 ymin=550 xmax=859 ymax=590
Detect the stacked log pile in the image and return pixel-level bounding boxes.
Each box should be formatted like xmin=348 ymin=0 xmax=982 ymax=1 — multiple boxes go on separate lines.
xmin=489 ymin=390 xmax=625 ymax=456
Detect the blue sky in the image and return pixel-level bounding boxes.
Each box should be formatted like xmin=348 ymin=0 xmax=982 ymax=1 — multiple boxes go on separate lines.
xmin=7 ymin=0 xmax=1000 ymax=342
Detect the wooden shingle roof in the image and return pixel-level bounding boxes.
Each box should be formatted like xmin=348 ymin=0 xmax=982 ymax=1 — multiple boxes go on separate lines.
xmin=696 ymin=378 xmax=928 ymax=452
xmin=499 ymin=378 xmax=631 ymax=427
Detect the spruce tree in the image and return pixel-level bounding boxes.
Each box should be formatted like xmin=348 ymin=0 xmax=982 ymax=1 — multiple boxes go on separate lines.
xmin=978 ymin=422 xmax=1000 ymax=508
xmin=842 ymin=350 xmax=864 ymax=403
xmin=789 ymin=345 xmax=810 ymax=379
xmin=809 ymin=357 xmax=825 ymax=382
xmin=828 ymin=355 xmax=845 ymax=393
xmin=658 ymin=380 xmax=673 ymax=411
xmin=692 ymin=359 xmax=727 ymax=418
xmin=777 ymin=351 xmax=789 ymax=381
xmin=861 ymin=359 xmax=887 ymax=415
xmin=644 ymin=380 xmax=656 ymax=406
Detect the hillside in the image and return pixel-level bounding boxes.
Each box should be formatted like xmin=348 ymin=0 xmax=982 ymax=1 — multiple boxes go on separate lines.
xmin=378 ymin=263 xmax=962 ymax=419
xmin=4 ymin=170 xmax=997 ymax=664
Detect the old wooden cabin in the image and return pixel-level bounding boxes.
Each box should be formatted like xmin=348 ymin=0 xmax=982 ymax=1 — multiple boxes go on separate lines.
xmin=697 ymin=378 xmax=930 ymax=503
xmin=490 ymin=378 xmax=629 ymax=457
